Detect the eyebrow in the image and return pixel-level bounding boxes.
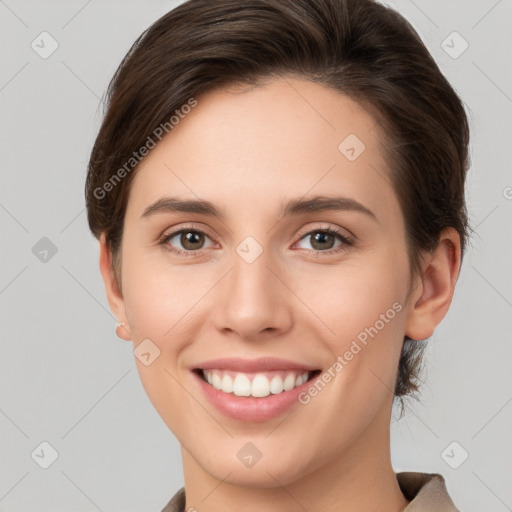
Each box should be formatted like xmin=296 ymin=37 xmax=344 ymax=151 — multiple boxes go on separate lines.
xmin=140 ymin=195 xmax=377 ymax=221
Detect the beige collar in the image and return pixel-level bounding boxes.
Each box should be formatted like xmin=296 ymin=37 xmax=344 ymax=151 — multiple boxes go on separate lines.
xmin=161 ymin=472 xmax=460 ymax=512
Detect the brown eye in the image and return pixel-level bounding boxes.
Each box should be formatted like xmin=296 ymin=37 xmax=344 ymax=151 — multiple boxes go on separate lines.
xmin=180 ymin=231 xmax=205 ymax=250
xmin=161 ymin=228 xmax=214 ymax=256
xmin=295 ymin=227 xmax=353 ymax=254
xmin=309 ymin=231 xmax=336 ymax=250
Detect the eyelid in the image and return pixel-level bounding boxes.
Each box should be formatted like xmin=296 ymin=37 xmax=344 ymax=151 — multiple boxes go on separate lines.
xmin=159 ymin=223 xmax=216 ymax=241
xmin=294 ymin=223 xmax=355 ymax=243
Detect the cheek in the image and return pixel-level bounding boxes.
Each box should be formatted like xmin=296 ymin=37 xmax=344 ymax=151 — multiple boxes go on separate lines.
xmin=121 ymin=251 xmax=201 ymax=339
xmin=298 ymin=259 xmax=407 ymax=342
xmin=119 ymin=254 xmax=205 ymax=432
xmin=294 ymin=252 xmax=409 ymax=394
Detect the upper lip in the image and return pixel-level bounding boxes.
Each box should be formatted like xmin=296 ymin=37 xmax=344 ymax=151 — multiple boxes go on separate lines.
xmin=194 ymin=357 xmax=319 ymax=372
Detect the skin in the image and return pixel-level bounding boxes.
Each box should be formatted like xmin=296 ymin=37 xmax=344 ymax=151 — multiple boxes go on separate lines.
xmin=99 ymin=76 xmax=460 ymax=511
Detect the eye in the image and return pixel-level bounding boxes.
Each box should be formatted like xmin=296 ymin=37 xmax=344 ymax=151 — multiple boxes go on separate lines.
xmin=160 ymin=226 xmax=215 ymax=256
xmin=294 ymin=227 xmax=353 ymax=254
xmin=159 ymin=225 xmax=354 ymax=258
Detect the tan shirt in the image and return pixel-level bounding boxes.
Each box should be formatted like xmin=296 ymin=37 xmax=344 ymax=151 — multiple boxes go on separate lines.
xmin=161 ymin=472 xmax=460 ymax=511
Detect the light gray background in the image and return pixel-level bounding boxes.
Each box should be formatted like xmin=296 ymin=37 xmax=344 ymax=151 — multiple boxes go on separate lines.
xmin=1 ymin=0 xmax=511 ymax=510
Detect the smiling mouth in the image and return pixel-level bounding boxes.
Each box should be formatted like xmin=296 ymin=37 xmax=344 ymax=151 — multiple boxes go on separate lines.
xmin=194 ymin=368 xmax=322 ymax=398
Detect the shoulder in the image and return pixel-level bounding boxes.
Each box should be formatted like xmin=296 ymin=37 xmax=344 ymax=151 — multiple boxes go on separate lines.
xmin=397 ymin=472 xmax=461 ymax=511
xmin=160 ymin=487 xmax=185 ymax=512
xmin=162 ymin=474 xmax=461 ymax=512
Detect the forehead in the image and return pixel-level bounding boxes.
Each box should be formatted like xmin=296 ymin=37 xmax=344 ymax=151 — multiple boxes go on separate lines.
xmin=128 ymin=76 xmax=398 ymax=223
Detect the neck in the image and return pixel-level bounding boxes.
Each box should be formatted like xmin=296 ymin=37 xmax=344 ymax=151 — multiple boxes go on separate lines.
xmin=180 ymin=412 xmax=408 ymax=512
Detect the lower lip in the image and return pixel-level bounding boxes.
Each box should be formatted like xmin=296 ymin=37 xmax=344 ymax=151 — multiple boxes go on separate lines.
xmin=192 ymin=370 xmax=318 ymax=422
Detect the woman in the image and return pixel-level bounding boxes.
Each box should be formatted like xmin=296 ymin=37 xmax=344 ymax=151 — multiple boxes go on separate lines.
xmin=85 ymin=0 xmax=469 ymax=510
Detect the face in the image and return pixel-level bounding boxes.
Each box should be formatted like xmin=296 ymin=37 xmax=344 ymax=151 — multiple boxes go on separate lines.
xmin=107 ymin=77 xmax=417 ymax=487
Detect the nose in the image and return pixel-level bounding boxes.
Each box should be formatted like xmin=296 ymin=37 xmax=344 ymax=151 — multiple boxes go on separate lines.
xmin=212 ymin=245 xmax=293 ymax=341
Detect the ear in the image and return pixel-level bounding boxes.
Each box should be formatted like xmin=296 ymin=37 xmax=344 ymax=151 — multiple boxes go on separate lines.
xmin=99 ymin=233 xmax=131 ymax=340
xmin=405 ymin=227 xmax=462 ymax=341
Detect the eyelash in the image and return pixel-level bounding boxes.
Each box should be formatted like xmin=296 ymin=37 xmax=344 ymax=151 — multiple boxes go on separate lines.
xmin=158 ymin=224 xmax=354 ymax=258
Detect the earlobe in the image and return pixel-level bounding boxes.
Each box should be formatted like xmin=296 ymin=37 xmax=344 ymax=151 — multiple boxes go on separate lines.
xmin=405 ymin=228 xmax=461 ymax=341
xmin=98 ymin=233 xmax=131 ymax=341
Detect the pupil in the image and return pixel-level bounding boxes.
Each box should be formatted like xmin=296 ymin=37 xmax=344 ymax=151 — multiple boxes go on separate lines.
xmin=312 ymin=232 xmax=333 ymax=250
xmin=182 ymin=231 xmax=203 ymax=249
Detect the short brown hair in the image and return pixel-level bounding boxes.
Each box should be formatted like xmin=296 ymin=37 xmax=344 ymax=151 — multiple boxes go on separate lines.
xmin=85 ymin=0 xmax=471 ymax=400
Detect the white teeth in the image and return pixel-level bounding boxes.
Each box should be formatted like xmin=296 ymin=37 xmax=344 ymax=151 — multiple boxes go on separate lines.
xmin=283 ymin=374 xmax=296 ymax=391
xmin=296 ymin=373 xmax=308 ymax=386
xmin=270 ymin=375 xmax=284 ymax=394
xmin=233 ymin=373 xmax=251 ymax=396
xmin=202 ymin=370 xmax=310 ymax=397
xmin=221 ymin=374 xmax=233 ymax=393
xmin=211 ymin=373 xmax=222 ymax=390
xmin=251 ymin=374 xmax=271 ymax=397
